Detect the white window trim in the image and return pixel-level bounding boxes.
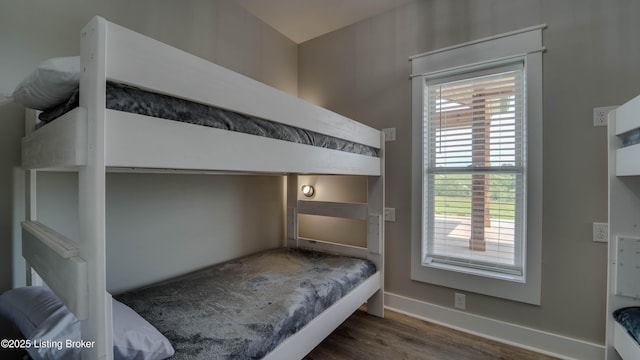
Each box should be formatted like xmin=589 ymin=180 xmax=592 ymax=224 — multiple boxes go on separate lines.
xmin=410 ymin=25 xmax=545 ymax=305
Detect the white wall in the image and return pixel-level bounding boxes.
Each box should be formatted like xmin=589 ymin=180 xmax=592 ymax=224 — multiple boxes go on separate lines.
xmin=0 ymin=0 xmax=297 ymax=293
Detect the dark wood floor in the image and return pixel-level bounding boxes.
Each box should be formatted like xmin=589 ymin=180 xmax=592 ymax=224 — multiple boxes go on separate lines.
xmin=1 ymin=309 xmax=558 ymax=360
xmin=305 ymin=308 xmax=558 ymax=360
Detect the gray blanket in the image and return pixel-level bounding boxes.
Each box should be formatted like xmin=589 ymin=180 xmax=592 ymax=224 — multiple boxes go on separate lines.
xmin=39 ymin=83 xmax=378 ymax=157
xmin=115 ymin=248 xmax=376 ymax=359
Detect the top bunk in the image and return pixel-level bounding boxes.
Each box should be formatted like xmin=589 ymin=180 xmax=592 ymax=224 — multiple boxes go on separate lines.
xmin=611 ymin=94 xmax=640 ymax=176
xmin=20 ymin=16 xmax=382 ymax=176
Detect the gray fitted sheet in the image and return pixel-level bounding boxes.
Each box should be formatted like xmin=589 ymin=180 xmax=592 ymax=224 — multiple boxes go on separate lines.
xmin=115 ymin=248 xmax=377 ymax=359
xmin=39 ymin=83 xmax=379 ymax=157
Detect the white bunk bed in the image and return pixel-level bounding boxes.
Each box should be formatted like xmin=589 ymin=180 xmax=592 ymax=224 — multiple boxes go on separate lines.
xmin=606 ymin=94 xmax=640 ymax=360
xmin=13 ymin=16 xmax=385 ymax=360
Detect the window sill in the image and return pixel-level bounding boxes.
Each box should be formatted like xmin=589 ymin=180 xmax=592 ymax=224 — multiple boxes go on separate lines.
xmin=423 ymin=258 xmax=525 ymax=283
xmin=411 ymin=245 xmax=540 ymax=305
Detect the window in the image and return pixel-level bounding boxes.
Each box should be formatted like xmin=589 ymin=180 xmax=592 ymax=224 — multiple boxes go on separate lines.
xmin=424 ymin=64 xmax=525 ymax=280
xmin=410 ymin=26 xmax=544 ymax=304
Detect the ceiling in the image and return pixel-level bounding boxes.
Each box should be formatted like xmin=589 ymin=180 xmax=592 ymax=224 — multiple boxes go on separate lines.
xmin=234 ymin=0 xmax=412 ymax=44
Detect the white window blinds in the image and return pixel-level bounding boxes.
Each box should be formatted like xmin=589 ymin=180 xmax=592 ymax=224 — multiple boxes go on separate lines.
xmin=423 ymin=63 xmax=526 ymax=278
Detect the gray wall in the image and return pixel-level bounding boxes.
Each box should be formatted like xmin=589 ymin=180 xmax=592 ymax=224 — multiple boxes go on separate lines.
xmin=0 ymin=0 xmax=297 ymax=292
xmin=0 ymin=0 xmax=297 ymax=96
xmin=297 ymin=0 xmax=640 ymax=345
xmin=298 ymin=175 xmax=368 ymax=248
xmin=0 ymin=104 xmax=24 ymax=292
xmin=34 ymin=173 xmax=284 ymax=294
xmin=3 ymin=0 xmax=639 ymax=348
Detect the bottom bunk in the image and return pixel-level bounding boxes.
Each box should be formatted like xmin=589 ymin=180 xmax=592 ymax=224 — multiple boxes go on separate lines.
xmin=612 ymin=307 xmax=640 ymax=360
xmin=116 ymin=247 xmax=379 ymax=359
xmin=0 ymin=247 xmax=381 ymax=360
xmin=12 ymin=169 xmax=384 ymax=359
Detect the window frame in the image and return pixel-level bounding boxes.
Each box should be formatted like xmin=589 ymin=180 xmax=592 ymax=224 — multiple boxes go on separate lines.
xmin=410 ymin=26 xmax=544 ymax=305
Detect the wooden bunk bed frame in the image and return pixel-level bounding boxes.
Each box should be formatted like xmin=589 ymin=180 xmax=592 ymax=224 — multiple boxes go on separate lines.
xmin=606 ymin=94 xmax=640 ymax=360
xmin=20 ymin=16 xmax=385 ymax=360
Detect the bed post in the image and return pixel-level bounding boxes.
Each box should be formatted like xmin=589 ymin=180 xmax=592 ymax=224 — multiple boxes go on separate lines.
xmin=24 ymin=109 xmax=38 ymax=286
xmin=79 ymin=16 xmax=112 ymax=360
xmin=367 ymin=135 xmax=385 ymax=318
xmin=24 ymin=170 xmax=36 ymax=286
xmin=24 ymin=108 xmax=42 ymax=286
xmin=286 ymin=175 xmax=299 ymax=248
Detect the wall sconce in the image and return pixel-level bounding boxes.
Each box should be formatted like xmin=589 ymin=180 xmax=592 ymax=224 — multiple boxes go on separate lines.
xmin=301 ymin=184 xmax=315 ymax=197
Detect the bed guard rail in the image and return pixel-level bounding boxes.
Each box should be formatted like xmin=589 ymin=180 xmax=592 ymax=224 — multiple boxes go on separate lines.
xmin=21 ymin=221 xmax=88 ymax=320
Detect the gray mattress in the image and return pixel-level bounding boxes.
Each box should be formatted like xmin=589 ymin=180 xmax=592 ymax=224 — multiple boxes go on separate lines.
xmin=39 ymin=83 xmax=379 ymax=157
xmin=115 ymin=248 xmax=377 ymax=359
xmin=622 ymin=128 xmax=640 ymax=147
xmin=614 ymin=307 xmax=640 ymax=346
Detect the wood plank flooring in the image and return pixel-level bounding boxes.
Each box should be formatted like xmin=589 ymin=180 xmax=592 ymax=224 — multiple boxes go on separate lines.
xmin=305 ymin=308 xmax=558 ymax=360
xmin=1 ymin=308 xmax=558 ymax=360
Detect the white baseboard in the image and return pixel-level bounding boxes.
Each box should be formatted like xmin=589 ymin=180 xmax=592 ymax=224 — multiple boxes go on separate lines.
xmin=384 ymin=292 xmax=604 ymax=360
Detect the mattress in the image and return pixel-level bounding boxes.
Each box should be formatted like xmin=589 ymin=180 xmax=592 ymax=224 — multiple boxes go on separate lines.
xmin=115 ymin=248 xmax=377 ymax=359
xmin=39 ymin=83 xmax=379 ymax=157
xmin=614 ymin=307 xmax=640 ymax=346
xmin=622 ymin=128 xmax=640 ymax=147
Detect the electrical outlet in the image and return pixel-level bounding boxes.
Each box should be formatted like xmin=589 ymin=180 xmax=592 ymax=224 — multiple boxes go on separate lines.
xmin=593 ymin=222 xmax=608 ymax=243
xmin=382 ymin=128 xmax=396 ymax=142
xmin=384 ymin=208 xmax=396 ymax=222
xmin=593 ymin=106 xmax=617 ymax=127
xmin=454 ymin=292 xmax=466 ymax=310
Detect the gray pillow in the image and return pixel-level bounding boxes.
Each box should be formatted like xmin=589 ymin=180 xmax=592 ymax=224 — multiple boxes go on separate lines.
xmin=12 ymin=56 xmax=80 ymax=110
xmin=0 ymin=286 xmax=62 ymax=337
